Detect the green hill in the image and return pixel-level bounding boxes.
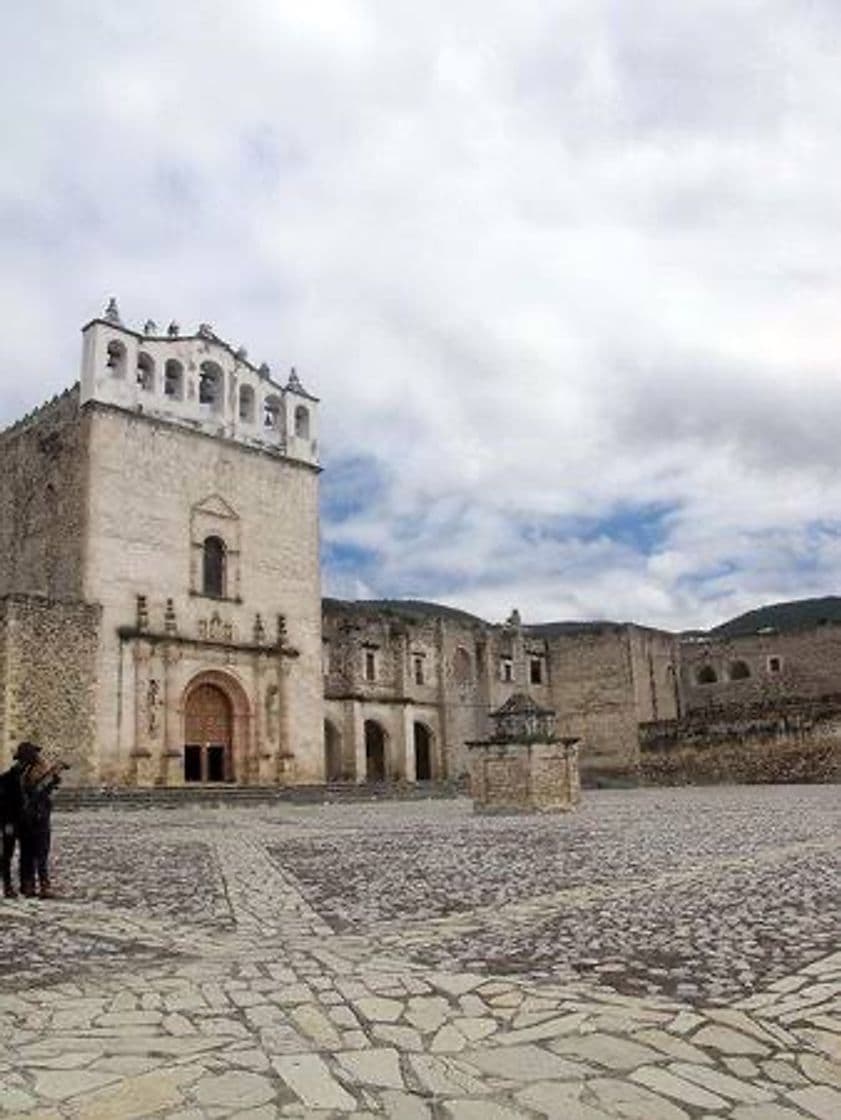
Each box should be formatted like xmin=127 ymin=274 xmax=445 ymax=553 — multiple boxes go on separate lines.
xmin=710 ymin=596 xmax=841 ymax=638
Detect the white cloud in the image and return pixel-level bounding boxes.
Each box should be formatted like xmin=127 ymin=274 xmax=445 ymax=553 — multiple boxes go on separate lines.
xmin=3 ymin=1 xmax=841 ymax=631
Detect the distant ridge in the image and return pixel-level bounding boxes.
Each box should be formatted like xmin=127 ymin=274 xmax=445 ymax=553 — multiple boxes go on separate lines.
xmin=709 ymin=596 xmax=841 ymax=638
xmin=323 ymin=594 xmax=841 ymax=640
xmin=322 ymin=597 xmax=624 ymax=633
xmin=322 ymin=597 xmax=488 ymax=627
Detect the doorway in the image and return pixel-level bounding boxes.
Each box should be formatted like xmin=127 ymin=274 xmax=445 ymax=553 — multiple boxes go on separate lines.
xmin=184 ymin=683 xmax=233 ymax=782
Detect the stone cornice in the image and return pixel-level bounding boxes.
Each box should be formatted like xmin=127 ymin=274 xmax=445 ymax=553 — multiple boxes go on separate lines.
xmin=116 ymin=626 xmax=300 ymax=659
xmin=83 ymin=399 xmax=321 ymax=475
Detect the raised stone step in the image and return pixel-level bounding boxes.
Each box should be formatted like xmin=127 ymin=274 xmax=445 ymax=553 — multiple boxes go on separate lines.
xmin=54 ymin=780 xmax=466 ymax=812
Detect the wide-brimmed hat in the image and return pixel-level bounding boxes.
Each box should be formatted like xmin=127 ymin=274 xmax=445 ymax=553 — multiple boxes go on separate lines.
xmin=14 ymin=741 xmax=41 ymax=764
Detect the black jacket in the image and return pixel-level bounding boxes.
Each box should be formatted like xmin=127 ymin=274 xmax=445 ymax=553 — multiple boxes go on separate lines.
xmin=0 ymin=764 xmax=24 ymax=826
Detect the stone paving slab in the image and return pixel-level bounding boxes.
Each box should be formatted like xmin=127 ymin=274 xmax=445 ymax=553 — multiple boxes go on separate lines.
xmin=0 ymin=787 xmax=840 ymax=1118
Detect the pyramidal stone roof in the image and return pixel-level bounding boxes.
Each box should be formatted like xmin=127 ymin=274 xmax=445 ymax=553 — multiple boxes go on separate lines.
xmin=491 ymin=692 xmax=555 ymax=718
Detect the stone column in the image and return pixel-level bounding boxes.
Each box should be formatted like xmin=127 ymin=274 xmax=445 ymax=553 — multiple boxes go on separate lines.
xmin=401 ymin=705 xmax=416 ymax=783
xmin=161 ymin=643 xmax=183 ymax=786
xmin=340 ymin=702 xmax=356 ymax=781
xmin=351 ymin=700 xmax=366 ymax=783
xmin=129 ymin=641 xmax=153 ymax=787
xmin=274 ymin=655 xmax=292 ymax=784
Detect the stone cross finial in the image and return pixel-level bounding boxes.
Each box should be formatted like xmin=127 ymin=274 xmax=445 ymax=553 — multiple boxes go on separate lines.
xmin=287 ymin=367 xmax=302 ymax=390
xmin=105 ymin=297 xmax=122 ymax=324
xmin=136 ymin=595 xmax=149 ymax=631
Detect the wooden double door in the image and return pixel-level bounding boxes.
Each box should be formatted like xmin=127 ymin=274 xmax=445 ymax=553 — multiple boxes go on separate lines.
xmin=184 ymin=683 xmax=233 ymax=783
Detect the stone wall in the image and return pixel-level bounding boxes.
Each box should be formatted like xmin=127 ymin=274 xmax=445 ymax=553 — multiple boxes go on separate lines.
xmin=543 ymin=627 xmax=641 ymax=778
xmin=0 ymin=389 xmax=87 ymax=600
xmin=678 ymin=625 xmax=841 ymax=715
xmin=0 ymin=594 xmax=101 ymax=781
xmin=470 ymin=740 xmax=581 ymax=813
xmin=640 ymin=698 xmax=841 ymax=785
xmin=627 ymin=626 xmax=681 ymax=723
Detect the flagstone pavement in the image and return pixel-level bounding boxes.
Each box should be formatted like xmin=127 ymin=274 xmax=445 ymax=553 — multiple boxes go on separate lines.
xmin=2 ymin=786 xmax=841 ymax=1119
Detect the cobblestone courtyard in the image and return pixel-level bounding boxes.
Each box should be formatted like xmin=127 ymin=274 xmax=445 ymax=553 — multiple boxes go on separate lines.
xmin=2 ymin=787 xmax=841 ymax=1118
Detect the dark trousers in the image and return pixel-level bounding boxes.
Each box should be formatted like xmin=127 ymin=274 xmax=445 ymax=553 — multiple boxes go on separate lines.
xmin=1 ymin=825 xmax=16 ymax=887
xmin=19 ymin=822 xmax=51 ymax=888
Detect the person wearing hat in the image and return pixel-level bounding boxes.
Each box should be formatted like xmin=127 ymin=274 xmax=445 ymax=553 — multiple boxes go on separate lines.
xmin=17 ymin=742 xmax=64 ymax=899
xmin=0 ymin=742 xmax=33 ymax=898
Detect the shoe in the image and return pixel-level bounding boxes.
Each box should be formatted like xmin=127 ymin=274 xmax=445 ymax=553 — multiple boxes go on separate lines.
xmin=20 ymin=881 xmax=36 ymax=898
xmin=2 ymin=882 xmax=16 ymax=899
xmin=38 ymin=881 xmax=55 ymax=900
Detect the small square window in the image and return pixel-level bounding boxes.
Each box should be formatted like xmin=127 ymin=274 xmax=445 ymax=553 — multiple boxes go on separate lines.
xmin=500 ymin=658 xmax=513 ymax=683
xmin=767 ymin=656 xmax=782 ymax=674
xmin=365 ymin=651 xmax=376 ymax=681
xmin=529 ymin=657 xmax=543 ymax=685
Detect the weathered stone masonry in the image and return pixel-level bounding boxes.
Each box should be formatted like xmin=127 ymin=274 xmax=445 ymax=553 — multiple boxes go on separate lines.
xmin=0 ymin=595 xmax=100 ymax=780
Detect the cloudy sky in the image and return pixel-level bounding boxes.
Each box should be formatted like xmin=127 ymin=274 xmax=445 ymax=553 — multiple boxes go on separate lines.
xmin=3 ymin=1 xmax=841 ymax=632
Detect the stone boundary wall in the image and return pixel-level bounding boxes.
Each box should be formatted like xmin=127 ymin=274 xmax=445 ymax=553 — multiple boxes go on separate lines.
xmin=640 ymin=697 xmax=841 ymax=784
xmin=678 ymin=625 xmax=841 ymax=715
xmin=0 ymin=593 xmax=101 ymax=779
xmin=54 ymin=779 xmax=467 ymax=811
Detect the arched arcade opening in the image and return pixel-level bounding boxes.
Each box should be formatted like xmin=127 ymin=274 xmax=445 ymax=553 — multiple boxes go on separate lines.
xmin=364 ymin=720 xmax=387 ymax=782
xmin=414 ymin=722 xmax=434 ymax=781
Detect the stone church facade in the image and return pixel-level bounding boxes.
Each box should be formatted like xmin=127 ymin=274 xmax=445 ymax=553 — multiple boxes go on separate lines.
xmin=0 ymin=304 xmax=323 ymax=786
xmin=2 ymin=306 xmax=841 ymax=787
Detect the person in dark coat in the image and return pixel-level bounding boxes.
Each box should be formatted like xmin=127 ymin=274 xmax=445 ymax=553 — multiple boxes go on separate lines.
xmin=0 ymin=748 xmax=26 ymax=898
xmin=17 ymin=742 xmax=63 ymax=899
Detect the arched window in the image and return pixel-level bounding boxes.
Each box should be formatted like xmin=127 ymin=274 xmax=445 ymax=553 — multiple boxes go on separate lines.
xmin=453 ymin=646 xmax=472 ymax=685
xmin=137 ymin=352 xmax=155 ymax=392
xmin=263 ymin=394 xmax=282 ymax=430
xmin=199 ymin=362 xmax=224 ymax=412
xmin=239 ymin=385 xmax=255 ymax=423
xmin=294 ymin=405 xmax=310 ymax=439
xmin=164 ymin=359 xmax=184 ymax=400
xmin=697 ymin=665 xmax=718 ymax=685
xmin=729 ymin=660 xmax=751 ymax=681
xmin=106 ymin=340 xmax=127 ymax=378
xmin=202 ymin=536 xmax=226 ymax=598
